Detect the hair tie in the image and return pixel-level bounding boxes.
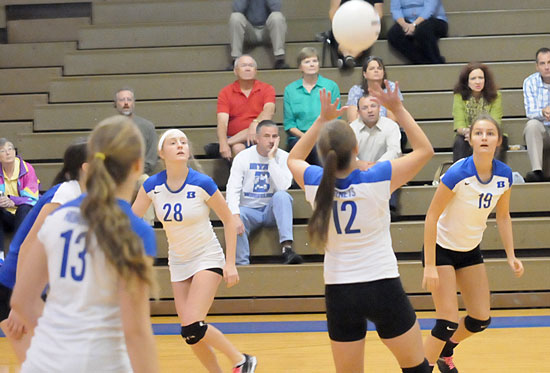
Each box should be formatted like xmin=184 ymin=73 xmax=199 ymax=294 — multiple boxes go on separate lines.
xmin=94 ymin=152 xmax=106 ymax=160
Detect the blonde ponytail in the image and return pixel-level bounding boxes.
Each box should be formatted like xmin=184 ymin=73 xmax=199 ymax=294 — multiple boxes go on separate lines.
xmin=81 ymin=116 xmax=154 ymax=290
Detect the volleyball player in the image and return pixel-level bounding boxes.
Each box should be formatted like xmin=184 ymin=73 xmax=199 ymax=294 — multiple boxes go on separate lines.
xmin=11 ymin=116 xmax=159 ymax=372
xmin=132 ymin=129 xmax=256 ymax=373
xmin=287 ymin=85 xmax=434 ymax=372
xmin=0 ymin=141 xmax=86 ymax=361
xmin=422 ymin=114 xmax=524 ymax=372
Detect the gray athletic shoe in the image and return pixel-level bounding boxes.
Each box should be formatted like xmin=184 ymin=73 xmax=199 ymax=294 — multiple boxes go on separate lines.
xmin=233 ymin=354 xmax=257 ymax=373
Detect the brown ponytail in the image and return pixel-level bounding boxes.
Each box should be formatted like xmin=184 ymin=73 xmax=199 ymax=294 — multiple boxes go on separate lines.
xmin=308 ymin=120 xmax=356 ymax=250
xmin=81 ymin=115 xmax=154 ymax=290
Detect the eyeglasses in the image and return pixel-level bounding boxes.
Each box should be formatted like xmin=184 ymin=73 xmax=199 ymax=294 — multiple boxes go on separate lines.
xmin=0 ymin=147 xmax=15 ymax=154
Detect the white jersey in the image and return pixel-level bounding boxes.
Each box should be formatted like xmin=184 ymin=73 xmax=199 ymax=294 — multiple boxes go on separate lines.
xmin=437 ymin=156 xmax=513 ymax=252
xmin=304 ymin=162 xmax=399 ymax=285
xmin=143 ymin=168 xmax=225 ymax=281
xmin=226 ymin=145 xmax=292 ymax=214
xmin=23 ymin=196 xmax=156 ymax=373
xmin=51 ymin=180 xmax=82 ymax=205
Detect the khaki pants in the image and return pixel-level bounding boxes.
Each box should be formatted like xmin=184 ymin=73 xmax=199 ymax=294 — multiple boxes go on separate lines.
xmin=229 ymin=11 xmax=286 ymax=58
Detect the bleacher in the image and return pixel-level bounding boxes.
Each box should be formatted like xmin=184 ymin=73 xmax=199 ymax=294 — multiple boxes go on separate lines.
xmin=1 ymin=0 xmax=549 ymax=314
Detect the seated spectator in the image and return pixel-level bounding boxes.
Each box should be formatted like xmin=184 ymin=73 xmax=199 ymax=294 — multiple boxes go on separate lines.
xmin=523 ymin=47 xmax=550 ymax=182
xmin=350 ymin=95 xmax=402 ymax=217
xmin=328 ymin=0 xmax=384 ymax=69
xmin=226 ymin=120 xmax=302 ymax=265
xmin=387 ymin=0 xmax=448 ymax=64
xmin=217 ymin=55 xmax=276 ymax=161
xmin=229 ymin=0 xmax=288 ymax=69
xmin=0 ymin=139 xmax=39 ymax=261
xmin=347 ymin=56 xmax=403 ymax=123
xmin=284 ymin=47 xmax=340 ymax=165
xmin=452 ymin=62 xmax=504 ymax=163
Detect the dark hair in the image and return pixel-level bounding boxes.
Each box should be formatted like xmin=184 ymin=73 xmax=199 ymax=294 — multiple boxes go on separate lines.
xmin=361 ymin=56 xmax=387 ymax=93
xmin=82 ymin=115 xmax=153 ymax=291
xmin=256 ymin=120 xmax=278 ymax=134
xmin=356 ymin=94 xmax=376 ymax=109
xmin=535 ymin=47 xmax=550 ymax=62
xmin=453 ymin=62 xmax=498 ymax=103
xmin=52 ymin=140 xmax=87 ymax=186
xmin=468 ymin=113 xmax=503 ymax=142
xmin=308 ymin=120 xmax=357 ymax=249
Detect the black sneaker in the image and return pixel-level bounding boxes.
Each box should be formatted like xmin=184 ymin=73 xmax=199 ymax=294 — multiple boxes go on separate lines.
xmin=343 ymin=55 xmax=356 ymax=69
xmin=274 ymin=59 xmax=289 ymax=69
xmin=282 ymin=247 xmax=303 ymax=264
xmin=233 ymin=354 xmax=257 ymax=373
xmin=525 ymin=170 xmax=544 ymax=182
xmin=203 ymin=143 xmax=220 ymax=158
xmin=437 ymin=356 xmax=458 ymax=373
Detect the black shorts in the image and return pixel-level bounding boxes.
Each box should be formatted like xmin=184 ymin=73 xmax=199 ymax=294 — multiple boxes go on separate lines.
xmin=325 ymin=277 xmax=417 ymax=342
xmin=423 ymin=244 xmax=484 ymax=270
xmin=0 ymin=283 xmax=12 ymax=322
xmin=206 ymin=267 xmax=223 ymax=276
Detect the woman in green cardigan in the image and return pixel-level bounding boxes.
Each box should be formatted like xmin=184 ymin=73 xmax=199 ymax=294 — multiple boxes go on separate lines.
xmin=452 ymin=62 xmax=506 ymax=162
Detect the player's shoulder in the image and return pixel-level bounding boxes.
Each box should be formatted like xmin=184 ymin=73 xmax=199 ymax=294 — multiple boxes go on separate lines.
xmin=143 ymin=170 xmax=167 ymax=193
xmin=186 ymin=168 xmax=218 ymax=196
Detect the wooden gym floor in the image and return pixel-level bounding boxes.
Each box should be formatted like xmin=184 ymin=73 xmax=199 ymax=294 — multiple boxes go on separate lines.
xmin=1 ymin=309 xmax=549 ymax=372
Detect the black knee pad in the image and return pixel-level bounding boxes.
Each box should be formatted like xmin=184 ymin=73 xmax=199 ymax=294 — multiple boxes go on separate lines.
xmin=181 ymin=321 xmax=208 ymax=345
xmin=431 ymin=319 xmax=458 ymax=341
xmin=464 ymin=315 xmax=491 ymax=333
xmin=401 ymin=358 xmax=431 ymax=373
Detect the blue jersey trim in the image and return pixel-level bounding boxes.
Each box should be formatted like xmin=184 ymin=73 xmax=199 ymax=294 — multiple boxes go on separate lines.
xmin=53 ymin=195 xmax=157 ymax=257
xmin=442 ymin=157 xmax=513 ymax=190
xmin=304 ymin=161 xmax=392 ymax=188
xmin=143 ymin=168 xmax=218 ymax=196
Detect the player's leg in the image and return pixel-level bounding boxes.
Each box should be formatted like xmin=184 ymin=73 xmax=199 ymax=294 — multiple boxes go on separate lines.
xmin=373 ymin=279 xmax=429 ymax=372
xmin=325 ymin=283 xmax=368 ymax=372
xmin=181 ymin=270 xmax=246 ymax=368
xmin=423 ymin=265 xmax=459 ymax=366
xmin=453 ymin=263 xmax=491 ymax=343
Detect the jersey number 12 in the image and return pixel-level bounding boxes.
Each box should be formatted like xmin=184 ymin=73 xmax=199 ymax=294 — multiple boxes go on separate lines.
xmin=333 ymin=201 xmax=361 ymax=234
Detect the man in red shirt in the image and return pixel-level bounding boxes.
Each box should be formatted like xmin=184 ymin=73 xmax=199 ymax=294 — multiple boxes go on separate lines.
xmin=217 ymin=55 xmax=276 ymax=160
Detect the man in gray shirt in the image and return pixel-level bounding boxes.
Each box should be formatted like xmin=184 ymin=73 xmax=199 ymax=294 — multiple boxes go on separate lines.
xmin=115 ymin=87 xmax=158 ymax=224
xmin=229 ymin=0 xmax=288 ymax=69
xmin=114 ymin=87 xmax=158 ymax=175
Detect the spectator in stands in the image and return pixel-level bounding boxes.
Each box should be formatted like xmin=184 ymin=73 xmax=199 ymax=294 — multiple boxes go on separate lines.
xmin=350 ymin=94 xmax=402 ymax=218
xmin=347 ymin=56 xmax=403 ymax=123
xmin=226 ymin=120 xmax=302 ymax=265
xmin=523 ymin=47 xmax=550 ymax=182
xmin=387 ymin=0 xmax=448 ymax=64
xmin=229 ymin=0 xmax=288 ymax=70
xmin=284 ymin=47 xmax=340 ymax=165
xmin=217 ymin=55 xmax=276 ymax=161
xmin=0 ymin=138 xmax=39 ymax=262
xmin=115 ymin=87 xmax=158 ymax=224
xmin=452 ymin=62 xmax=504 ymax=162
xmin=114 ymin=88 xmax=158 ymax=176
xmin=328 ymin=0 xmax=384 ymax=69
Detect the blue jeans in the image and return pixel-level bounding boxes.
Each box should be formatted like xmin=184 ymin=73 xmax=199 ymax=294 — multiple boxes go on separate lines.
xmin=236 ymin=191 xmax=293 ymax=265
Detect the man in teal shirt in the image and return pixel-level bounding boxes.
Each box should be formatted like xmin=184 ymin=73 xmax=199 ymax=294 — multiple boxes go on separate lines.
xmin=284 ymin=47 xmax=341 ymax=165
